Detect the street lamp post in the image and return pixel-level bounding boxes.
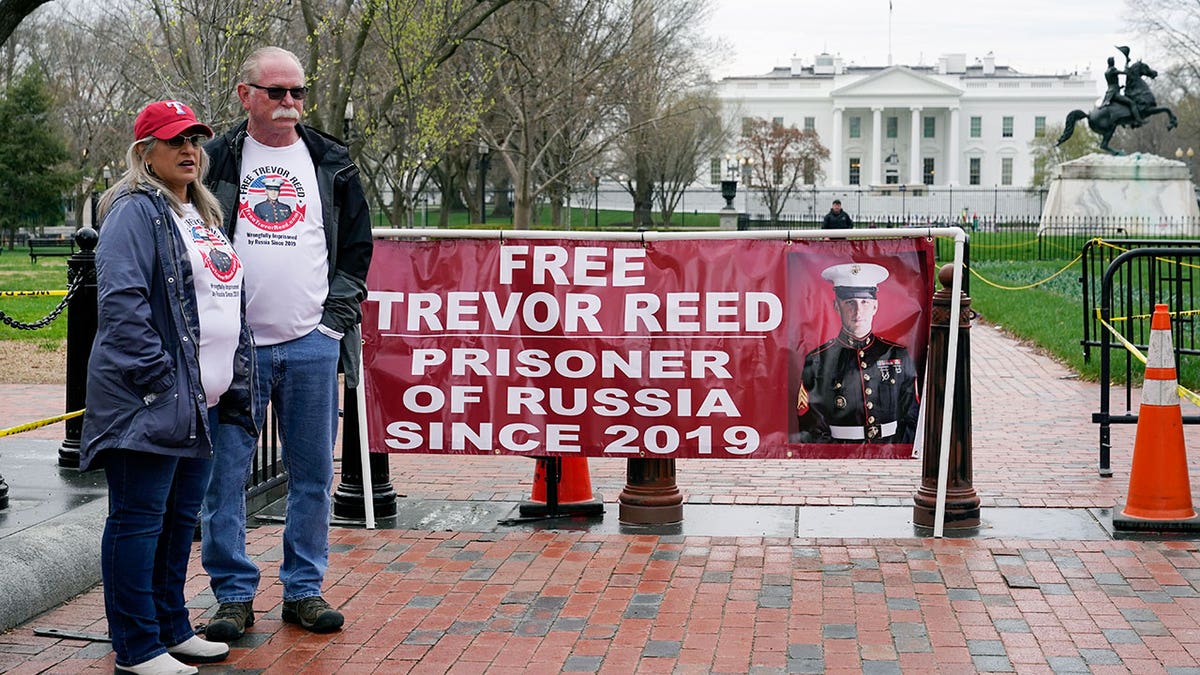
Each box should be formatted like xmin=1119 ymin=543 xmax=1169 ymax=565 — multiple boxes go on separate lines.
xmin=478 ymin=140 xmax=490 ymax=224
xmin=1176 ymin=146 xmax=1195 ymax=175
xmin=740 ymin=157 xmax=753 ymax=215
xmin=91 ymin=165 xmax=112 ymax=230
xmin=592 ymin=173 xmax=600 ymax=228
xmin=724 ymin=154 xmax=754 ymax=217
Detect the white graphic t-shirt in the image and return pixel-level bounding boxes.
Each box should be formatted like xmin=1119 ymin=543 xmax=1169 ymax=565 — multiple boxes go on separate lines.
xmin=233 ymin=136 xmax=328 ymax=345
xmin=172 ymin=204 xmax=243 ymax=407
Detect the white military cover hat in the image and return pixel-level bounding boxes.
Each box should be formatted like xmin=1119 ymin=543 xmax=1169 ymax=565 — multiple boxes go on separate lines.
xmin=263 ymin=177 xmax=284 ymax=190
xmin=821 ymin=262 xmax=889 ymax=299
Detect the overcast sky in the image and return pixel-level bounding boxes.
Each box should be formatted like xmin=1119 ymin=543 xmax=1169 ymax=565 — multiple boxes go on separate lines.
xmin=706 ymin=0 xmax=1142 ymax=87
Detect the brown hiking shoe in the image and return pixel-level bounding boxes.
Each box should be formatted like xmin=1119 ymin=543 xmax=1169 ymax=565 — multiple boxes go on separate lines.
xmin=203 ymin=601 xmax=254 ymax=642
xmin=281 ymin=596 xmax=344 ymax=633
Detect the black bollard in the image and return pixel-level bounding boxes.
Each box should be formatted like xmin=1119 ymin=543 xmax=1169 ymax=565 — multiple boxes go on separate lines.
xmin=58 ymin=227 xmax=99 ymax=469
xmin=0 ymin=472 xmax=8 ymax=510
xmin=913 ymin=263 xmax=980 ymax=529
xmin=331 ymin=381 xmax=398 ymax=520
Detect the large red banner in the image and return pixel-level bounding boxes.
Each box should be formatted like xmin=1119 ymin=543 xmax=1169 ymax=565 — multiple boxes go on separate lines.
xmin=362 ymin=236 xmax=934 ymax=459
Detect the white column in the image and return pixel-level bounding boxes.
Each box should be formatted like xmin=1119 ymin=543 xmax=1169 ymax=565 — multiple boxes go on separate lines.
xmin=948 ymin=107 xmax=961 ymax=186
xmin=909 ymin=106 xmax=922 ymax=185
xmin=830 ymin=107 xmax=844 ymax=186
xmin=871 ymin=107 xmax=883 ymax=186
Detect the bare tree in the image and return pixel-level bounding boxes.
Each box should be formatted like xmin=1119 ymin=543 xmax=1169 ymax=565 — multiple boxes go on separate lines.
xmin=1126 ymin=0 xmax=1200 ymax=85
xmin=618 ymin=0 xmax=717 ymax=228
xmin=613 ymin=91 xmax=727 ymax=226
xmin=473 ymin=0 xmax=634 ymax=229
xmin=349 ymin=0 xmax=513 ymax=226
xmin=738 ymin=118 xmax=829 ymax=225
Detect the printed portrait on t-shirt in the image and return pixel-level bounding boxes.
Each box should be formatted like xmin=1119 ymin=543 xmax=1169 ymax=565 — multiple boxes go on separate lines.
xmin=183 ymin=215 xmax=241 ymax=284
xmin=239 ymin=172 xmax=307 ymax=233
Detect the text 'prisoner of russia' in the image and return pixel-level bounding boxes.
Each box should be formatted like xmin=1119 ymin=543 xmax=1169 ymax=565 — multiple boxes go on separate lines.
xmin=366 ymin=244 xmax=784 ymax=334
xmin=796 ymin=263 xmax=920 ymax=444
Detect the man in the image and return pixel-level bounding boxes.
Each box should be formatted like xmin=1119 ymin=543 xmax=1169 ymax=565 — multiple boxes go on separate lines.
xmin=821 ymin=199 xmax=853 ymax=230
xmin=1102 ymin=52 xmax=1143 ymax=127
xmin=796 ymin=262 xmax=919 ymax=444
xmin=252 ymin=176 xmax=293 ymax=223
xmin=200 ymin=46 xmax=372 ymax=640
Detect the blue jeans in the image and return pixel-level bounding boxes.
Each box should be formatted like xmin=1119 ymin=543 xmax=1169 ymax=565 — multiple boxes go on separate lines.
xmin=101 ymin=418 xmax=212 ymax=667
xmin=201 ymin=327 xmax=340 ymax=603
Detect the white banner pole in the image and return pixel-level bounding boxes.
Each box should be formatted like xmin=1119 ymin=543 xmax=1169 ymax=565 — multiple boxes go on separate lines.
xmin=934 ymin=234 xmax=967 ymax=538
xmin=357 ymin=340 xmax=376 ymax=530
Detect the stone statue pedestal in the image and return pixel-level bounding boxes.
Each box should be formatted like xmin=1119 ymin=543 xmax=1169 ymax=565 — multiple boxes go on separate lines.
xmin=719 ymin=206 xmax=738 ymax=231
xmin=1039 ymin=153 xmax=1199 ymax=236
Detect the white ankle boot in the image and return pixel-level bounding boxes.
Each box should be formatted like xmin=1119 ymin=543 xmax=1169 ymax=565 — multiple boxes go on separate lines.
xmin=114 ymin=652 xmax=198 ymax=675
xmin=166 ymin=635 xmax=230 ymax=663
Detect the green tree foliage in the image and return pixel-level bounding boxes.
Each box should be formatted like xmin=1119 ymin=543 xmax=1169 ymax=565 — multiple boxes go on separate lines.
xmin=0 ymin=66 xmax=75 ymax=246
xmin=1028 ymin=122 xmax=1099 ymax=190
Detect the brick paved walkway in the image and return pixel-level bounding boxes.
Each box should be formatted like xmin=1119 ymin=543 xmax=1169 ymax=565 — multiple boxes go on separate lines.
xmin=4 ymin=532 xmax=1200 ymax=673
xmin=3 ymin=321 xmax=1200 ymax=673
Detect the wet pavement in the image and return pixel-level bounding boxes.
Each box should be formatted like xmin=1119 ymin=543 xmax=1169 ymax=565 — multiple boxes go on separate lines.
xmin=2 ymin=322 xmax=1200 ymax=673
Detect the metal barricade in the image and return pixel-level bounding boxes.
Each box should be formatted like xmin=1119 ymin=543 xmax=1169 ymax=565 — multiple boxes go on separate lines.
xmin=1093 ymin=247 xmax=1200 ymax=475
xmin=1081 ymin=239 xmax=1200 ymax=365
xmin=246 ymin=406 xmax=288 ymax=514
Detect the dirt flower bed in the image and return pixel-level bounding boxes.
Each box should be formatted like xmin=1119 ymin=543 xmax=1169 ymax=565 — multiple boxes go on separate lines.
xmin=0 ymin=339 xmax=66 ymax=384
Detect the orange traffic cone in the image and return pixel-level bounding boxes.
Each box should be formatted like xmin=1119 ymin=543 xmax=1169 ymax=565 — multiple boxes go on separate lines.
xmin=518 ymin=457 xmax=605 ymax=518
xmin=1113 ymin=304 xmax=1200 ymax=531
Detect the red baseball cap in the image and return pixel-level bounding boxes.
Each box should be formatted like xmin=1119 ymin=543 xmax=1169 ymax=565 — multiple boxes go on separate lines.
xmin=133 ymin=100 xmax=213 ymax=141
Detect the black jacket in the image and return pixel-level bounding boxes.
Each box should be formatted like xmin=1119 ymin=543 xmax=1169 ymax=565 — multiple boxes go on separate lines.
xmin=204 ymin=122 xmax=373 ymax=384
xmin=822 ymin=209 xmax=853 ymax=230
xmin=796 ymin=331 xmax=919 ymax=444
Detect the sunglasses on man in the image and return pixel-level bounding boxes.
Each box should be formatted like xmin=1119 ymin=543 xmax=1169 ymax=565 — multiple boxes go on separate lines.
xmin=247 ymin=83 xmax=309 ymax=101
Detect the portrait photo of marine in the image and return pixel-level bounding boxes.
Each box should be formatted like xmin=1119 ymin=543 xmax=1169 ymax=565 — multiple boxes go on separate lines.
xmin=252 ymin=176 xmax=293 ymax=223
xmin=795 ymin=261 xmax=921 ymax=445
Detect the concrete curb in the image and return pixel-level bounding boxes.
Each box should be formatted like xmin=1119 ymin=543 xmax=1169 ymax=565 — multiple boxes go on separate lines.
xmin=0 ymin=497 xmax=105 ymax=633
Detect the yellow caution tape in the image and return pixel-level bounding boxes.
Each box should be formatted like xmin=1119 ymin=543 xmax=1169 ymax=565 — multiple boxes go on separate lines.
xmin=0 ymin=290 xmax=68 ymax=297
xmin=1096 ymin=315 xmax=1200 ymax=408
xmin=1098 ymin=307 xmax=1200 ymax=325
xmin=1093 ymin=239 xmax=1200 ymax=272
xmin=0 ymin=409 xmax=84 ymax=438
xmin=968 ymin=254 xmax=1082 ymax=290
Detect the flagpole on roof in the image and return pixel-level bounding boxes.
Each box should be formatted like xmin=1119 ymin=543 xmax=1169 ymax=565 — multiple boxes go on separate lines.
xmin=888 ymin=0 xmax=894 ymax=66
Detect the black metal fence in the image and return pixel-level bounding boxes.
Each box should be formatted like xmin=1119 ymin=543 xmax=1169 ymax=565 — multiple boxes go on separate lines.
xmin=1085 ymin=244 xmax=1200 ymax=475
xmin=930 ymin=217 xmax=1200 ymax=263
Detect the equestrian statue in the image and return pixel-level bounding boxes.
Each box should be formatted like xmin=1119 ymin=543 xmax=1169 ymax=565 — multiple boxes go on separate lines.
xmin=1056 ymin=46 xmax=1177 ymax=155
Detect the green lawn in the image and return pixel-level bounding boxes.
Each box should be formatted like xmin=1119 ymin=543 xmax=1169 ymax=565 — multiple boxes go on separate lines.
xmin=0 ymin=251 xmax=71 ymax=348
xmin=967 ymin=258 xmax=1200 ymax=389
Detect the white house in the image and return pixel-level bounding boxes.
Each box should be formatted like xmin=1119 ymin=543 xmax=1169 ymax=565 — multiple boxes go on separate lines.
xmin=715 ymin=52 xmax=1099 ymax=189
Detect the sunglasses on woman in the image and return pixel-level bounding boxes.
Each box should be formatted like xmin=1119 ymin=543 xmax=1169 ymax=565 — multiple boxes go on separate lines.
xmin=163 ymin=134 xmax=209 ymax=149
xmin=247 ymin=83 xmax=309 ymax=100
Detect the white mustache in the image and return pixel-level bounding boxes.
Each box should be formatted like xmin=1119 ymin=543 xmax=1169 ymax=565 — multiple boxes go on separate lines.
xmin=272 ymin=108 xmax=301 ymax=121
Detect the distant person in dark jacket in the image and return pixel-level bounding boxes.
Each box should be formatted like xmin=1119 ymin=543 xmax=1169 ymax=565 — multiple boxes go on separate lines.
xmin=82 ymin=100 xmax=255 ymax=675
xmin=822 ymin=199 xmax=853 ymax=230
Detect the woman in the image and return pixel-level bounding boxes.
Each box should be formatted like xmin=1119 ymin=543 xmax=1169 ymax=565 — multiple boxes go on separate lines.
xmin=81 ymin=100 xmax=256 ymax=675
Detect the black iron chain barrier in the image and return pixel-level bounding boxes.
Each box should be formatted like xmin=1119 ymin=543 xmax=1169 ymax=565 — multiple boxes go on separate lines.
xmin=0 ymin=278 xmax=79 ymax=330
